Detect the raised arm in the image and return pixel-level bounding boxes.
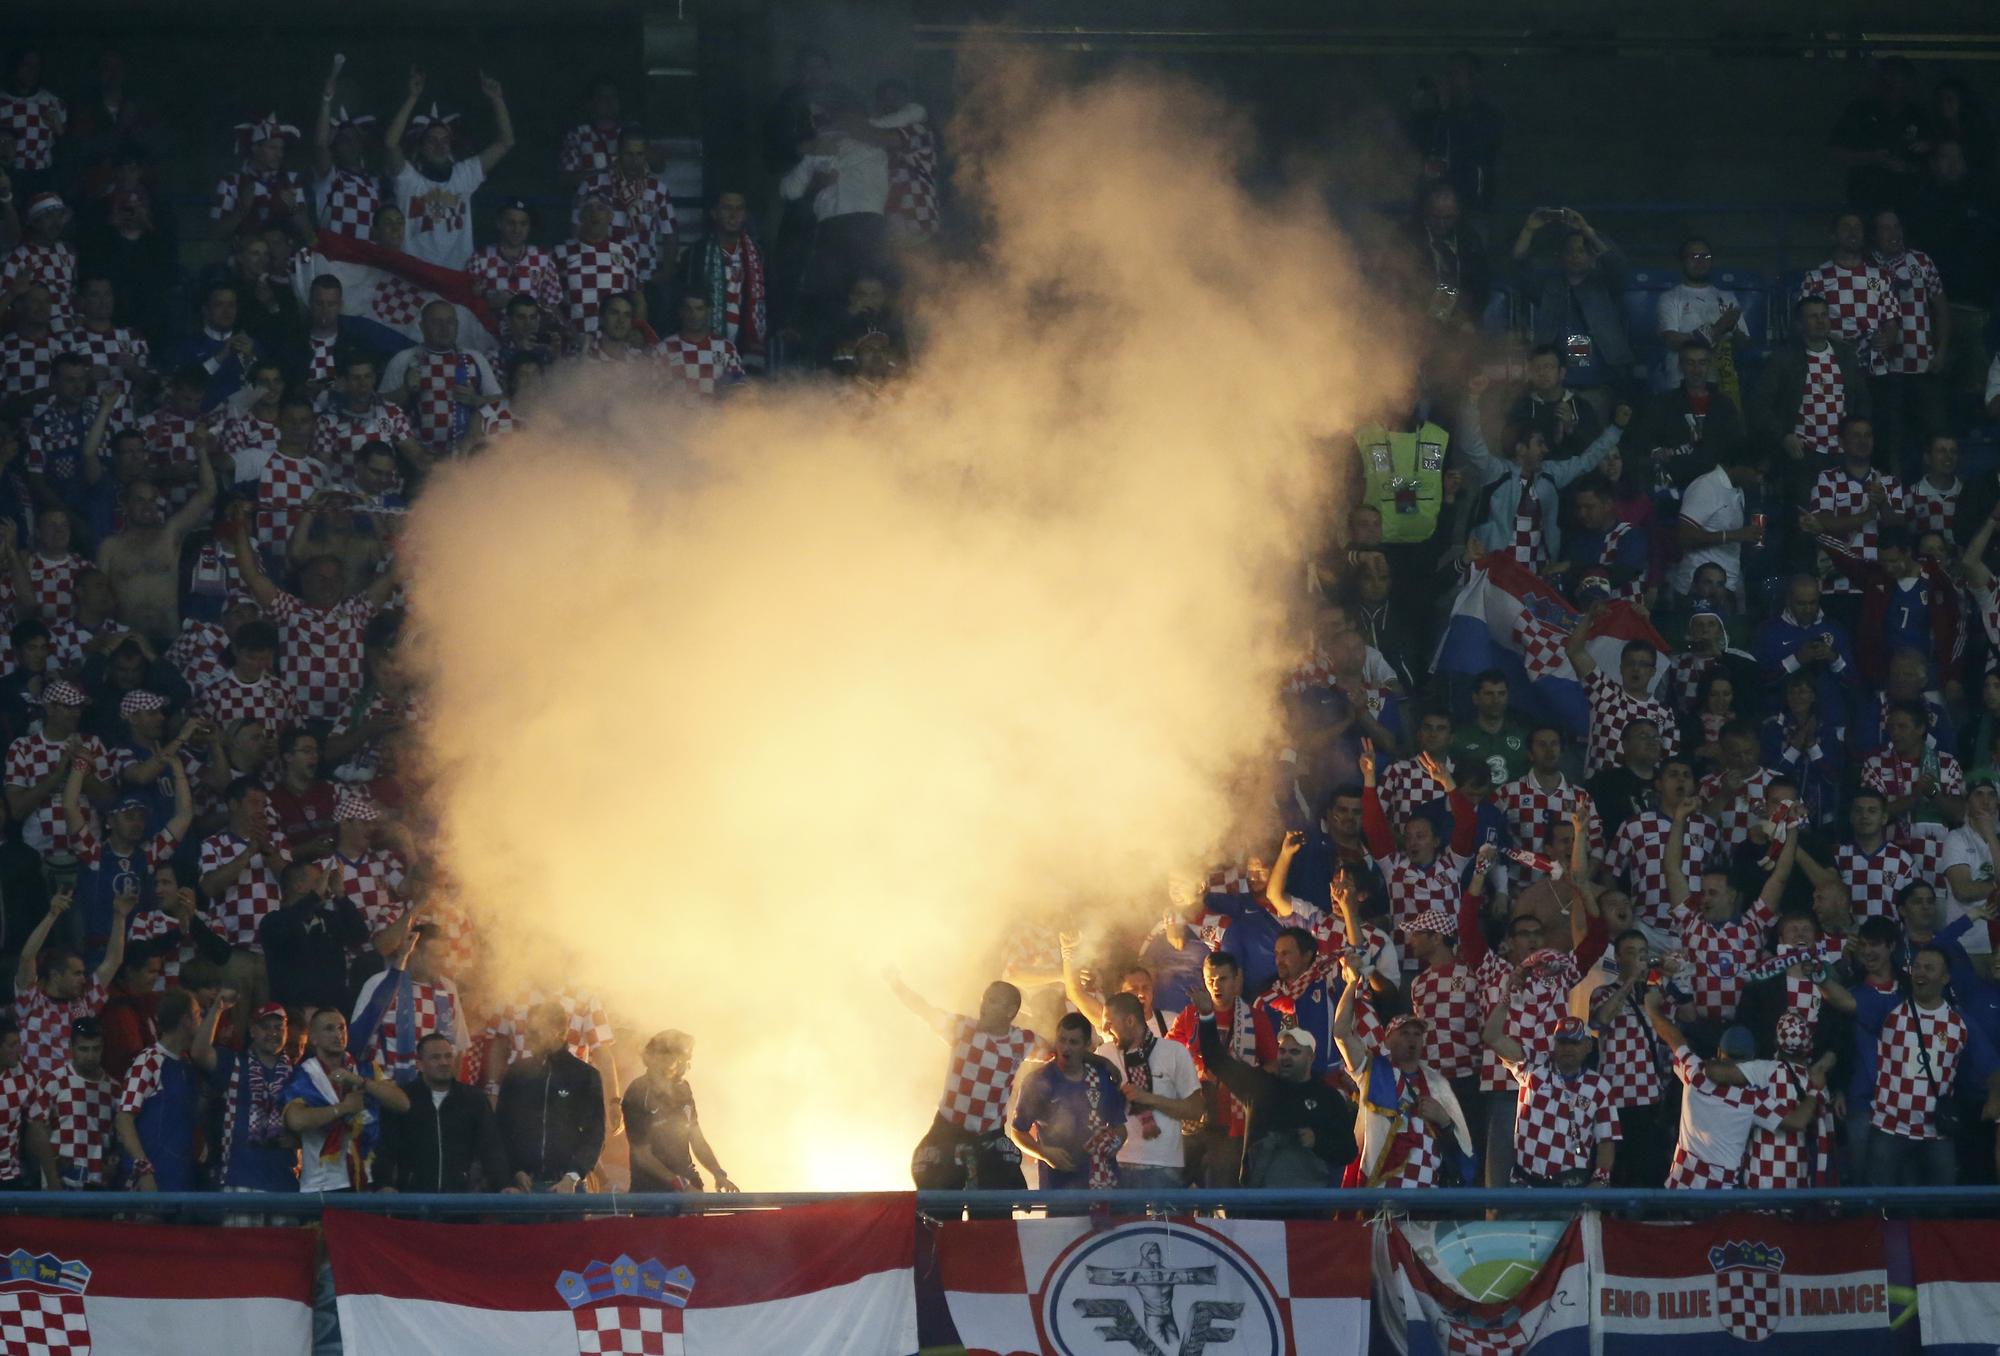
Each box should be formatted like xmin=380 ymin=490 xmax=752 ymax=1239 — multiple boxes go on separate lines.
xmin=187 ymin=984 xmax=231 ymax=1074
xmin=1457 ymin=850 xmax=1495 ymax=965
xmin=92 ymin=890 xmax=135 ymax=989
xmin=1755 ymin=828 xmax=1800 ymax=912
xmin=382 ymin=67 xmax=423 ymax=176
xmin=475 ymin=72 xmax=515 ymax=174
xmin=312 ymin=57 xmax=340 ymax=177
xmin=1058 ymin=933 xmax=1107 ymax=1032
xmin=1454 ymin=378 xmax=1505 ymax=483
xmin=164 ymin=432 xmax=218 ymax=540
xmin=12 ymin=890 xmax=70 ymax=992
xmin=226 ymin=514 xmax=283 ymax=611
xmin=885 ymin=968 xmax=948 ymax=1031
xmin=163 ymin=755 xmax=194 ymax=843
xmin=1331 ymin=952 xmax=1370 ymax=1074
xmin=1266 ymin=830 xmax=1303 ymax=918
xmin=1565 ymin=601 xmax=1601 ymax=680
xmin=1359 ymin=740 xmax=1394 ymax=858
xmin=1663 ymin=800 xmax=1693 ymax=908
xmin=1480 ymin=967 xmax=1527 ymax=1064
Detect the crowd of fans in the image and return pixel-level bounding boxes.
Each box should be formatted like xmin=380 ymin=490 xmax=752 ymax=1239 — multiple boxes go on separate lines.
xmin=0 ymin=40 xmax=930 ymax=1197
xmin=904 ymin=55 xmax=2000 ymax=1201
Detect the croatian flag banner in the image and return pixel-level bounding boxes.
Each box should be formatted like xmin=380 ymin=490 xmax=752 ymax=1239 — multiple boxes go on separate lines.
xmin=291 ymin=229 xmax=498 ymax=352
xmin=325 ymin=1195 xmax=917 ymax=1355
xmin=1376 ymin=1216 xmax=1589 ymax=1355
xmin=1591 ymin=1214 xmax=1891 ymax=1352
xmin=1910 ymin=1219 xmax=2000 ymax=1354
xmin=0 ymin=1215 xmax=313 ymax=1354
xmin=1433 ymin=557 xmax=1671 ymax=737
xmin=937 ymin=1215 xmax=1369 ymax=1355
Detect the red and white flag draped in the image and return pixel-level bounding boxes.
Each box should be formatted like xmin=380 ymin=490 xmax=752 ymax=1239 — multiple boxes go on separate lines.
xmin=290 ymin=230 xmax=499 ymax=352
xmin=324 ymin=1194 xmax=918 ymax=1355
xmin=937 ymin=1215 xmax=1371 ymax=1355
xmin=0 ymin=1216 xmax=314 ymax=1353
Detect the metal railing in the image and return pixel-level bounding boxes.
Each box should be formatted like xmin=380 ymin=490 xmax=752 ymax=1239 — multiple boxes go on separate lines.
xmin=5 ymin=1185 xmax=2000 ymax=1220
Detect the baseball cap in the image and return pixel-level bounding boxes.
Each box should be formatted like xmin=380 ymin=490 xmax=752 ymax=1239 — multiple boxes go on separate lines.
xmin=118 ymin=690 xmax=167 ymax=718
xmin=1717 ymin=1025 xmax=1758 ymax=1060
xmin=25 ymin=192 xmax=66 ymax=222
xmin=252 ymin=1002 xmax=287 ymax=1024
xmin=1551 ymin=1016 xmax=1591 ymax=1043
xmin=105 ymin=794 xmax=148 ymax=818
xmin=42 ymin=680 xmax=87 ymax=708
xmin=1278 ymin=1027 xmax=1317 ymax=1052
xmin=1384 ymin=1014 xmax=1429 ymax=1038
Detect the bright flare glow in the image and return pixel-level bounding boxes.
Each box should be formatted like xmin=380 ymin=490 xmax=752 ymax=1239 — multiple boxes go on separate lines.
xmin=403 ymin=60 xmax=1409 ymax=1191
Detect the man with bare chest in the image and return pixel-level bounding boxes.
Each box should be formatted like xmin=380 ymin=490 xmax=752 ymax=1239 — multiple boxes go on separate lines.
xmin=97 ymin=450 xmax=216 ymax=646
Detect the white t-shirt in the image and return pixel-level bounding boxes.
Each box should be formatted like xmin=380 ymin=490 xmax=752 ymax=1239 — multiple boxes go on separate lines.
xmin=1673 ymin=1046 xmax=1762 ymax=1170
xmin=1656 ymin=283 xmax=1748 ymax=389
xmin=1674 ymin=464 xmax=1745 ymax=595
xmin=394 ymin=157 xmax=487 ymax=270
xmin=1939 ymin=826 xmax=1995 ymax=955
xmin=1097 ymin=1035 xmax=1199 ymax=1169
xmin=778 ymin=135 xmax=889 ymax=219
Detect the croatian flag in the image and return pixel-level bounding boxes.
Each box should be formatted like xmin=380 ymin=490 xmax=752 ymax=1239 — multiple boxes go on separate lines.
xmin=291 ymin=229 xmax=499 ymax=353
xmin=1433 ymin=557 xmax=1671 ymax=737
xmin=325 ymin=1196 xmax=917 ymax=1355
xmin=1910 ymin=1220 xmax=2000 ymax=1354
xmin=0 ymin=1216 xmax=314 ymax=1353
xmin=937 ymin=1215 xmax=1370 ymax=1355
xmin=1591 ymin=1213 xmax=1891 ymax=1352
xmin=1376 ymin=1215 xmax=1590 ymax=1355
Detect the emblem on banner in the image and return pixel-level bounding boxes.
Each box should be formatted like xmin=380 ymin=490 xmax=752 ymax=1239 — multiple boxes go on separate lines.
xmin=0 ymin=1248 xmax=92 ymax=1355
xmin=1039 ymin=1222 xmax=1282 ymax=1355
xmin=1708 ymin=1240 xmax=1785 ymax=1342
xmin=555 ymin=1253 xmax=695 ymax=1355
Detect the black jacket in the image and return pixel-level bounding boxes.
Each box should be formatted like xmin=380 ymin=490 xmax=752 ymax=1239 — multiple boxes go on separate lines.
xmin=497 ymin=1048 xmax=605 ymax=1184
xmin=1749 ymin=337 xmax=1872 ymax=458
xmin=1630 ymin=384 xmax=1749 ymax=491
xmin=258 ymin=897 xmax=368 ymax=1011
xmin=1196 ymin=1012 xmax=1355 ymax=1185
xmin=379 ymin=1076 xmax=510 ymax=1192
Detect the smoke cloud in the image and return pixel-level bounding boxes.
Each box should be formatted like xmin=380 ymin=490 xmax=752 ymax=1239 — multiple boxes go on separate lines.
xmin=401 ymin=59 xmax=1409 ymax=1189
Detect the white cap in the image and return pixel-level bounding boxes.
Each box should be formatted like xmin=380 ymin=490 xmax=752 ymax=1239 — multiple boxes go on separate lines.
xmin=1279 ymin=1027 xmax=1316 ymax=1052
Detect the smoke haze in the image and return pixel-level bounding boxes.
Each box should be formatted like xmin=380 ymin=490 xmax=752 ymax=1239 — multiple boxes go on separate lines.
xmin=402 ymin=59 xmax=1410 ymax=1188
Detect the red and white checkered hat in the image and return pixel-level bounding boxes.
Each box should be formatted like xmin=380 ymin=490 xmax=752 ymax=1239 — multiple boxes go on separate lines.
xmin=334 ymin=791 xmax=381 ymax=823
xmin=1404 ymin=909 xmax=1458 ymax=937
xmin=118 ymin=690 xmax=167 ymax=718
xmin=1776 ymin=1011 xmax=1814 ymax=1055
xmin=233 ymin=112 xmax=301 ymax=155
xmin=42 ymin=681 xmax=87 ymax=708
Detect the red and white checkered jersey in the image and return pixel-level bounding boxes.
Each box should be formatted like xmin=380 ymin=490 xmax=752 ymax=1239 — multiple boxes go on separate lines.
xmin=1873 ymin=249 xmax=1946 ymax=375
xmin=559 ymin=123 xmax=618 ymax=176
xmin=1506 ymin=481 xmax=1547 ymax=567
xmin=1906 ymin=476 xmax=1961 ymax=539
xmin=65 ymin=322 xmax=151 ymax=395
xmin=1677 ymin=896 xmax=1775 ymax=1024
xmin=1609 ymin=810 xmax=1718 ymax=934
xmin=1665 ymin=1145 xmax=1740 ymax=1189
xmin=1585 ymin=671 xmax=1680 ymax=779
xmin=198 ymin=829 xmax=293 ymax=952
xmin=382 ymin=349 xmax=501 ymax=451
xmin=265 ymin=591 xmax=375 ymax=725
xmin=1862 ymin=748 xmax=1964 ymax=885
xmin=312 ymin=400 xmax=412 ymax=481
xmin=0 ymin=1067 xmax=31 ymax=1180
xmin=314 ymin=166 xmax=381 ymax=241
xmin=1802 ymin=259 xmax=1895 ymax=378
xmin=48 ymin=615 xmax=125 ymax=671
xmin=244 ymin=449 xmax=323 ymax=555
xmin=1379 ymin=757 xmax=1448 ymax=832
xmin=932 ymin=1015 xmax=1036 ymax=1135
xmin=6 ymin=730 xmax=110 ymax=856
xmin=553 ymin=238 xmax=641 ymax=335
xmin=28 ymin=1064 xmax=118 ymax=1186
xmin=0 ymin=328 xmax=63 ymax=401
xmin=218 ymin=409 xmax=277 ymax=472
xmin=1501 ymin=1053 xmax=1619 ymax=1180
xmin=1835 ymin=841 xmax=1920 ymax=921
xmin=887 ymin=118 xmax=940 ymax=237
xmin=320 ymin=848 xmax=407 ymax=940
xmin=1475 ymin=948 xmax=1584 ymax=1094
xmin=361 ymin=977 xmax=458 ymax=1073
xmin=137 ymin=407 xmax=216 ymax=510
xmin=118 ymin=1041 xmax=186 ymax=1115
xmin=573 ymin=171 xmax=677 ymax=282
xmin=1794 ymin=346 xmax=1848 ymax=456
xmin=491 ymin=988 xmax=615 ymax=1069
xmin=1697 ymin=767 xmax=1778 ymax=850
xmin=1 ymin=242 xmax=78 ymax=327
xmin=0 ymin=90 xmax=65 ymax=171
xmin=14 ymin=978 xmax=108 ymax=1085
xmin=1495 ymin=773 xmax=1603 ymax=857
xmin=469 ymin=244 xmax=563 ymax=312
xmin=1741 ymin=1059 xmax=1831 ymax=1190
xmin=1872 ymin=1000 xmax=1968 ymax=1140
xmin=210 ymin=165 xmax=309 ymax=237
xmin=1409 ymin=960 xmax=1483 ymax=1080
xmin=659 ymin=333 xmax=745 ymax=396
xmin=28 ymin=551 xmax=87 ymax=622
xmin=1811 ymin=467 xmax=1903 ymax=594
xmin=1374 ymin=848 xmax=1471 ymax=935
xmin=1589 ymin=982 xmax=1665 ymax=1107
xmin=195 ymin=670 xmax=297 ymax=735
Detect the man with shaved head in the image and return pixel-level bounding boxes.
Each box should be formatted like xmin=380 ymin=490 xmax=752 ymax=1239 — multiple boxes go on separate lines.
xmin=378 ymin=300 xmax=501 ymax=462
